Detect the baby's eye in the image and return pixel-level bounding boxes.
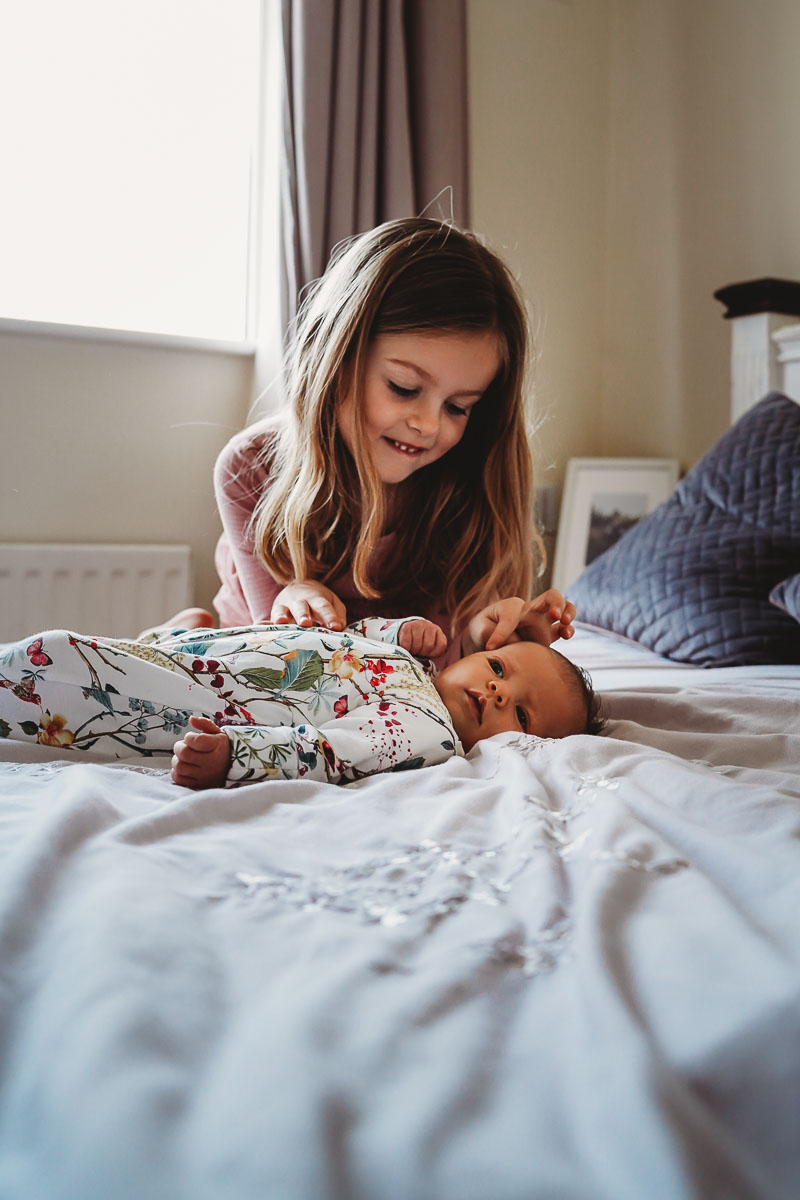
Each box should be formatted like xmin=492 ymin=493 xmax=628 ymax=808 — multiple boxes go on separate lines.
xmin=489 ymin=659 xmax=503 ymax=677
xmin=516 ymin=705 xmax=528 ymax=732
xmin=445 ymin=401 xmax=469 ymax=418
xmin=388 ymin=381 xmax=418 ymax=398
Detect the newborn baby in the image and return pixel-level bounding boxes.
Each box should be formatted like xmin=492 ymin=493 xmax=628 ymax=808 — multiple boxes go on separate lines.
xmin=170 ymin=617 xmax=603 ymax=788
xmin=0 ymin=617 xmax=602 ymax=789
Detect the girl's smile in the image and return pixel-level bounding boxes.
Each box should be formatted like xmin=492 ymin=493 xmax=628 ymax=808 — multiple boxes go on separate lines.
xmin=384 ymin=437 xmax=426 ymax=456
xmin=339 ymin=329 xmax=501 ymax=484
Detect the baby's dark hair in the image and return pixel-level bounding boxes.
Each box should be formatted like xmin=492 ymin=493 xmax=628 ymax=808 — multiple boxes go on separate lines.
xmin=555 ymin=653 xmax=606 ymax=736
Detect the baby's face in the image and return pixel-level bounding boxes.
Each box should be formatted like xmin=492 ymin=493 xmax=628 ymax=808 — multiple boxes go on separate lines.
xmin=434 ymin=641 xmax=585 ymax=751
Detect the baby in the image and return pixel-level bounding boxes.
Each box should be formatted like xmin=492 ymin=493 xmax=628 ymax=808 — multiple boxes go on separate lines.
xmin=0 ymin=617 xmax=603 ymax=789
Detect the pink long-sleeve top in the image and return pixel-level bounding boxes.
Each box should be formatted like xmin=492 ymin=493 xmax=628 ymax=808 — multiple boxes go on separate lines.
xmin=212 ymin=426 xmax=463 ymax=667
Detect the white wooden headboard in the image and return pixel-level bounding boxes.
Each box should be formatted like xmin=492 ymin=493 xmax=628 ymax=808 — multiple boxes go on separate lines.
xmin=714 ymin=278 xmax=800 ymax=419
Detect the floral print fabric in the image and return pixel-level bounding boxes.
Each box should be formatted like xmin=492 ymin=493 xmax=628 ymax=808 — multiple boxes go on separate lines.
xmin=0 ymin=619 xmax=462 ymax=786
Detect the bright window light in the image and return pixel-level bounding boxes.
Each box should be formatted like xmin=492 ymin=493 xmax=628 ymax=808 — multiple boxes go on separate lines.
xmin=0 ymin=0 xmax=261 ymax=341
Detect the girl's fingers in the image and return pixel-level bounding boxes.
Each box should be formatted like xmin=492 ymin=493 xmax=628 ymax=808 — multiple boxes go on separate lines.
xmin=485 ymin=597 xmax=528 ymax=649
xmin=271 ymin=583 xmax=347 ymax=630
xmin=484 ymin=623 xmax=512 ymax=651
xmin=293 ymin=602 xmax=313 ymax=625
xmin=320 ymin=594 xmax=348 ymax=628
xmin=310 ymin=601 xmax=343 ymax=629
xmin=532 ymin=589 xmax=574 ymax=624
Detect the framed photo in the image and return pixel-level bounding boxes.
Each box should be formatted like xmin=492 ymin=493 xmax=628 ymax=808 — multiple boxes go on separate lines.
xmin=551 ymin=457 xmax=679 ymax=592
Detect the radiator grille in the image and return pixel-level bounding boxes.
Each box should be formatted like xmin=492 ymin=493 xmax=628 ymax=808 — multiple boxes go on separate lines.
xmin=0 ymin=544 xmax=191 ymax=641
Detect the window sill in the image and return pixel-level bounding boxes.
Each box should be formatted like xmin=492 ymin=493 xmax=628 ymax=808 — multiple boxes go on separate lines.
xmin=0 ymin=316 xmax=256 ymax=358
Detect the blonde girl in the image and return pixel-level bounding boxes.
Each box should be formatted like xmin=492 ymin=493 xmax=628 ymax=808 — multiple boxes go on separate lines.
xmin=197 ymin=218 xmax=573 ymax=664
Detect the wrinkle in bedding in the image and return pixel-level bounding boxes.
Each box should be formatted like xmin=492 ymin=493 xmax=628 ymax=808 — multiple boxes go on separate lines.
xmin=0 ymin=679 xmax=798 ymax=1198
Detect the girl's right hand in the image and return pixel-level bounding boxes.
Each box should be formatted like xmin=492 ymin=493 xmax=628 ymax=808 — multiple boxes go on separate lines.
xmin=269 ymin=581 xmax=347 ymax=630
xmin=464 ymin=592 xmax=576 ymax=654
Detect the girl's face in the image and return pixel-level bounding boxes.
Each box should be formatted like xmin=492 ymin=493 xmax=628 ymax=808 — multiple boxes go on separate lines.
xmin=338 ymin=330 xmax=501 ymax=485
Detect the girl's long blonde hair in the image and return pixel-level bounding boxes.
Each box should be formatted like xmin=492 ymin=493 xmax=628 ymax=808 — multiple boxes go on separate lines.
xmin=252 ymin=218 xmax=538 ymax=634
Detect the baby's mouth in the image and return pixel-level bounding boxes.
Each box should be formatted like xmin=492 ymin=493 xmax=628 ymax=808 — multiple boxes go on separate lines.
xmin=466 ymin=689 xmax=484 ymax=724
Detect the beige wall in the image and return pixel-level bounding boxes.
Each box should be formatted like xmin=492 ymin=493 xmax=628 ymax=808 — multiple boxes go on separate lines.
xmin=469 ymin=0 xmax=800 ymax=480
xmin=4 ymin=1 xmax=800 ymax=620
xmin=468 ymin=0 xmax=611 ymax=496
xmin=0 ymin=327 xmax=253 ymax=612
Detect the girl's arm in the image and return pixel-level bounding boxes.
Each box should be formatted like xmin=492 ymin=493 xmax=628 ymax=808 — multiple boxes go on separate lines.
xmin=215 ymin=430 xmax=349 ymax=630
xmin=213 ymin=428 xmax=284 ymax=623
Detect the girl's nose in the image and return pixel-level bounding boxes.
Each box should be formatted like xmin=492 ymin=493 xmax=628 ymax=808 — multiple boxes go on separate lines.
xmin=407 ymin=401 xmax=440 ymax=438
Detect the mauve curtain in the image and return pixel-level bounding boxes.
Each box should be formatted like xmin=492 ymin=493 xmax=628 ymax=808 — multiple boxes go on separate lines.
xmin=279 ymin=0 xmax=470 ymax=330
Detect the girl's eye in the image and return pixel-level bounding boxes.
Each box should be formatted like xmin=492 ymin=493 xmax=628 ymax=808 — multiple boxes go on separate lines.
xmin=445 ymin=401 xmax=469 ymax=418
xmin=388 ymin=381 xmax=418 ymax=398
xmin=489 ymin=659 xmax=503 ymax=677
xmin=516 ymin=705 xmax=528 ymax=732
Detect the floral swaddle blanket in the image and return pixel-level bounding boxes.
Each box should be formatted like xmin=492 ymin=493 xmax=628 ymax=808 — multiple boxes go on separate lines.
xmin=0 ymin=619 xmax=462 ymax=786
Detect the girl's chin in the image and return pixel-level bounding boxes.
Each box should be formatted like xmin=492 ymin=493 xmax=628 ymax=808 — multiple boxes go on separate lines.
xmin=377 ymin=439 xmax=441 ymax=478
xmin=376 ymin=453 xmax=425 ymax=483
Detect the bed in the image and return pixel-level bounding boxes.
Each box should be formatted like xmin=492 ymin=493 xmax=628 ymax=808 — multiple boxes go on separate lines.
xmin=1 ymin=284 xmax=799 ymax=1200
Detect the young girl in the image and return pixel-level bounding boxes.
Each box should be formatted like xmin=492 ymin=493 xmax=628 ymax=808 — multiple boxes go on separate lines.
xmin=171 ymin=218 xmax=574 ymax=663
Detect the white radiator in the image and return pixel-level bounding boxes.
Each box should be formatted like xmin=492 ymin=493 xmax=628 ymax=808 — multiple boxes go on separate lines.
xmin=0 ymin=544 xmax=191 ymax=642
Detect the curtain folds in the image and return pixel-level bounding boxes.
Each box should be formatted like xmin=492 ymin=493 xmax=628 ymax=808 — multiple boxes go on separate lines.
xmin=279 ymin=0 xmax=470 ymax=330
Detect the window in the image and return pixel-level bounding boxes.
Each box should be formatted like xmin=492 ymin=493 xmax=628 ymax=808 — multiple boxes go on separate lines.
xmin=0 ymin=0 xmax=263 ymax=342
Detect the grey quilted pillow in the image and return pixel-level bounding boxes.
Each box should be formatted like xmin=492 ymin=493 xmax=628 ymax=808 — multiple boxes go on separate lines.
xmin=568 ymin=393 xmax=800 ymax=665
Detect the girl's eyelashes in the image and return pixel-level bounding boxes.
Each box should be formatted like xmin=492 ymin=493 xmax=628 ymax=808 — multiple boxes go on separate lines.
xmin=387 ymin=381 xmax=471 ymax=417
xmin=445 ymin=401 xmax=469 ymax=418
xmin=388 ymin=381 xmax=419 ymax=398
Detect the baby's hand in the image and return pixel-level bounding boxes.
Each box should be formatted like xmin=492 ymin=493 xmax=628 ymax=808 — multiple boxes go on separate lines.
xmin=466 ymin=591 xmax=576 ymax=654
xmin=171 ymin=715 xmax=231 ymax=789
xmin=398 ymin=618 xmax=447 ymax=659
xmin=269 ymin=581 xmax=347 ymax=631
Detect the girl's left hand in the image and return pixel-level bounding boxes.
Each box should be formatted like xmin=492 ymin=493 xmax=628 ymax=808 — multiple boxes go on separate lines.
xmin=465 ymin=592 xmax=576 ymax=654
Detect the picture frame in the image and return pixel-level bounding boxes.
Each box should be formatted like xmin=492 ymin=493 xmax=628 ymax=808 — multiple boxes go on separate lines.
xmin=551 ymin=457 xmax=680 ymax=593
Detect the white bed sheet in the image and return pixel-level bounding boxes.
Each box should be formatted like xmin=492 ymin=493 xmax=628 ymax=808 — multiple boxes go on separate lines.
xmin=0 ymin=630 xmax=798 ymax=1199
xmin=559 ymin=622 xmax=800 ymax=689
